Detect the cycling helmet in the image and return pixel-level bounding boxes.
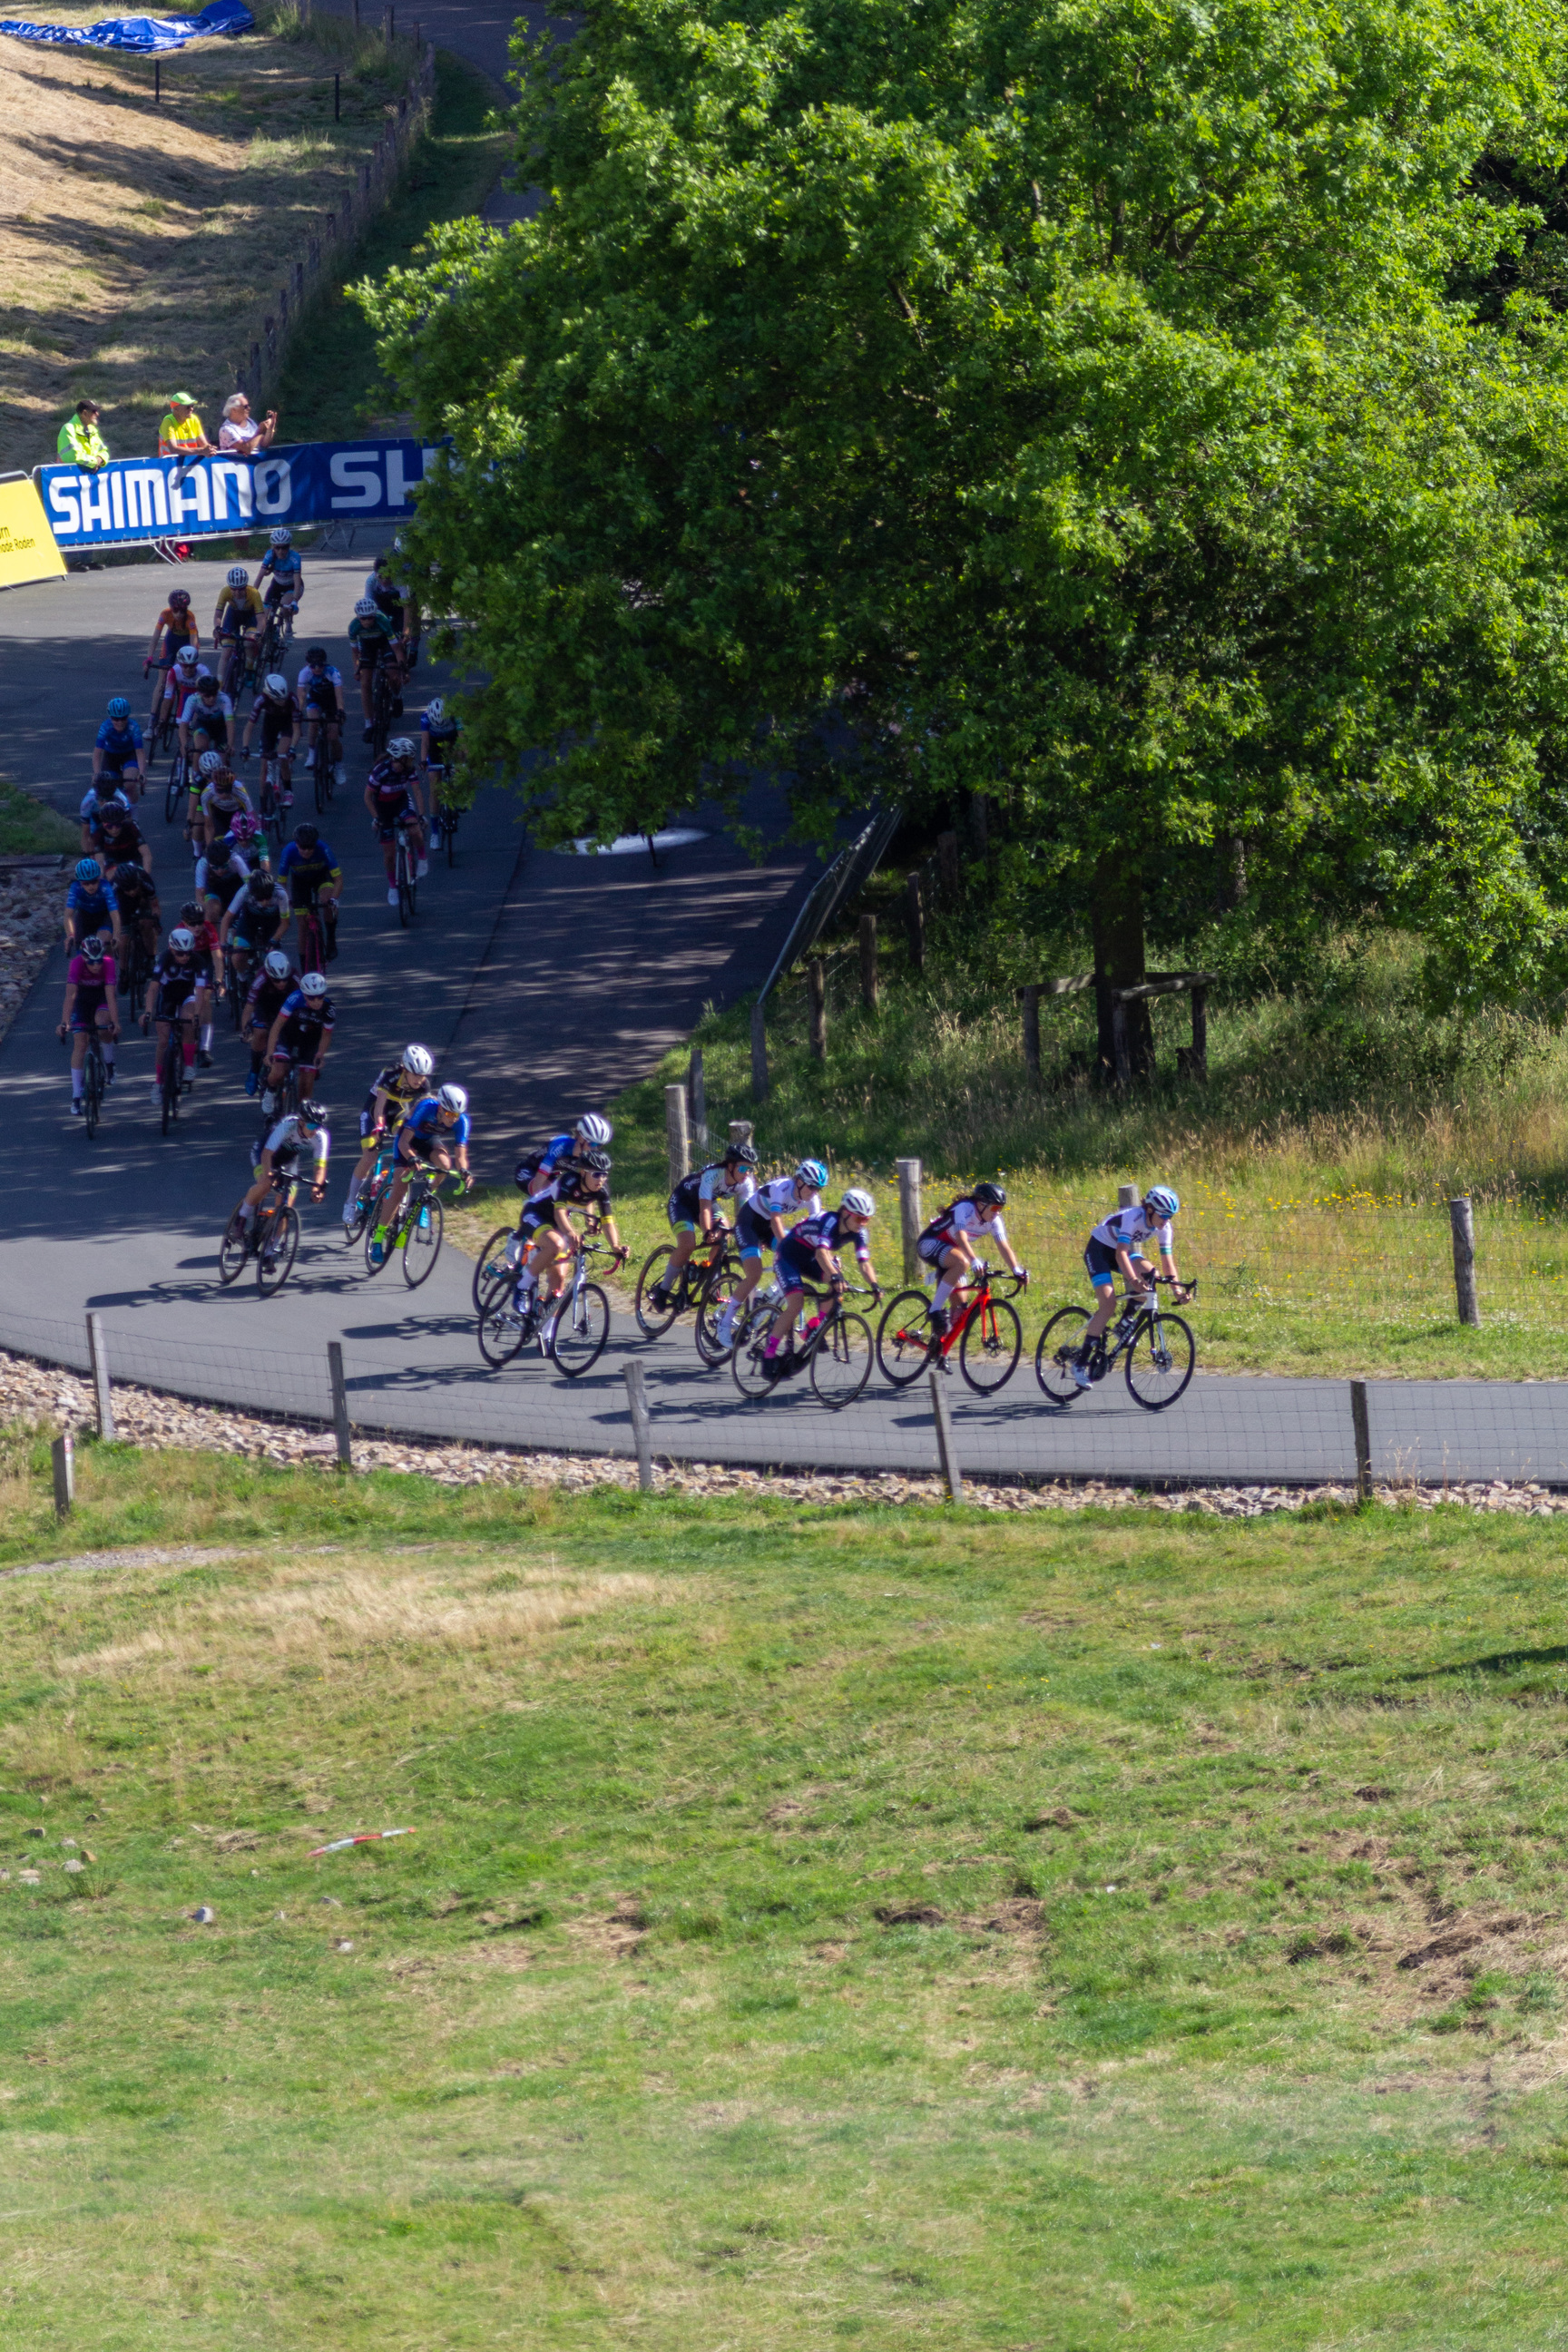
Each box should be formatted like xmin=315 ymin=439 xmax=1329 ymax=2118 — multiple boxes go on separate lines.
xmin=269 ymin=526 xmax=292 ymax=547
xmin=438 ymin=1083 xmax=468 ymax=1116
xmin=353 ymin=596 xmax=377 ymax=616
xmin=1144 ymin=1184 xmax=1181 ymax=1217
xmin=297 ymin=1096 xmax=327 ymax=1126
xmin=74 ymin=857 xmax=101 ymax=883
xmin=170 ymin=926 xmax=195 ymax=953
xmin=230 ymin=813 xmax=262 ymax=844
xmin=175 ymin=645 xmax=199 ymax=666
xmin=180 ymin=899 xmax=203 ymax=924
xmin=263 ymin=672 xmax=289 ymax=700
xmin=293 ymin=822 xmax=318 ymax=848
xmin=169 ymin=589 xmax=191 ymax=610
xmin=581 ymin=1148 xmax=612 ymax=1174
xmin=796 ymin=1158 xmax=828 ymax=1191
xmin=226 ymin=564 xmax=249 ymax=588
xmin=574 ymin=1112 xmax=612 ymax=1145
xmin=206 ymin=842 xmax=232 ymax=868
xmin=300 ymin=970 xmax=329 ymax=1000
xmin=198 ymin=750 xmax=226 ymax=777
xmin=724 ymin=1140 xmax=760 ymax=1169
xmin=103 ymin=789 xmax=131 ymax=816
xmin=387 ymin=736 xmax=416 ymax=760
xmin=425 ymin=698 xmax=446 ymax=722
xmin=973 ymin=1181 xmax=1007 ymax=1209
xmin=106 ymin=695 xmax=131 ymax=720
xmin=841 ymin=1187 xmax=876 ymax=1218
xmin=79 ymin=934 xmax=104 ymax=962
xmin=263 ymin=949 xmax=290 ymax=980
xmin=304 ymin=646 xmax=327 ymax=665
xmin=195 ymin=674 xmax=220 ymax=693
xmin=401 ymin=1044 xmax=435 ymax=1077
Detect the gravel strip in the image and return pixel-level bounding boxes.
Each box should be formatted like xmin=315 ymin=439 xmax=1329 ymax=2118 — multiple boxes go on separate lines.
xmin=3 ymin=1347 xmax=1566 ymax=1518
xmin=0 ymin=862 xmax=66 ymax=1043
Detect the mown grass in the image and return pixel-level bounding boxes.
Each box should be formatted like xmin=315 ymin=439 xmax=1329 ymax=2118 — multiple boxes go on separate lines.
xmin=0 ymin=779 xmax=80 ymax=856
xmin=3 ymin=1436 xmax=1568 ymax=2344
xmin=461 ymin=916 xmax=1568 ymax=1381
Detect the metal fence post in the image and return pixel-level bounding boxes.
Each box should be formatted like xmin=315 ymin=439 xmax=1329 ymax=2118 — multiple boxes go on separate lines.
xmin=750 ymin=999 xmax=769 ymax=1103
xmin=51 ymin=1432 xmax=74 ymax=1518
xmin=688 ymin=1048 xmax=708 ymax=1152
xmin=665 ymin=1083 xmax=691 ymax=1190
xmin=808 ymin=958 xmax=827 ymax=1062
xmin=897 ymin=1156 xmax=923 ymax=1285
xmin=86 ymin=1312 xmax=114 ymax=1443
xmin=929 ymin=1368 xmax=963 ymax=1503
xmin=859 ymin=912 xmax=878 ymax=1011
xmin=328 ymin=1342 xmax=352 ymax=1472
xmin=1022 ymin=985 xmax=1040 ymax=1081
xmin=1350 ymin=1380 xmax=1372 ymax=1502
xmin=623 ymin=1361 xmax=654 ymax=1492
xmin=1449 ymin=1196 xmax=1480 ymax=1327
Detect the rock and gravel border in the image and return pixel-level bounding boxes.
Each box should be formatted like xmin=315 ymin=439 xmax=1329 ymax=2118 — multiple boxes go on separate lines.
xmin=5 ymin=1346 xmax=1567 ymax=1519
xmin=0 ymin=858 xmax=67 ymax=1044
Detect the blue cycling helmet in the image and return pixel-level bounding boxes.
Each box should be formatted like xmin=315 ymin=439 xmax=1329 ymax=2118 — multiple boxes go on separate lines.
xmin=106 ymin=695 xmax=131 ymax=720
xmin=1144 ymin=1184 xmax=1181 ymax=1217
xmin=796 ymin=1159 xmax=828 ymax=1191
xmin=74 ymin=857 xmax=101 ymax=883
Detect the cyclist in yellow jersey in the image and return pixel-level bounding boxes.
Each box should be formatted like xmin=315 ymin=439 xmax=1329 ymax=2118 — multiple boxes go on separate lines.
xmin=213 ymin=566 xmax=265 ymax=695
xmin=341 ymin=1043 xmax=436 ymax=1229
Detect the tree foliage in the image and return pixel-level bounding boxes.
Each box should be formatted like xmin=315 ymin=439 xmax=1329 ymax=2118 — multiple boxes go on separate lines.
xmin=359 ymin=0 xmax=1568 ymax=1002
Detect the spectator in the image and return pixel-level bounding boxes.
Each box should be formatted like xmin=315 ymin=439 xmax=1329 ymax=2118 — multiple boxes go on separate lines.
xmin=56 ymin=399 xmax=108 ymax=470
xmin=159 ymin=392 xmax=215 ymax=459
xmin=219 ymin=391 xmax=278 ymax=456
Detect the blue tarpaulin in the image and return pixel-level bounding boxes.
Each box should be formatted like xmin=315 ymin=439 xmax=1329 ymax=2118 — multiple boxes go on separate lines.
xmin=0 ymin=0 xmax=250 ymax=50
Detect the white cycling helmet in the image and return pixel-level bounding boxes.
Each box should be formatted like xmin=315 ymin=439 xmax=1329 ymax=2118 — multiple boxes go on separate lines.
xmin=387 ymin=736 xmax=416 ymax=760
xmin=401 ymin=1044 xmax=434 ymax=1077
xmin=841 ymin=1187 xmax=876 ymax=1218
xmin=263 ymin=672 xmax=289 ymax=699
xmin=263 ymin=949 xmax=290 ymax=980
xmin=300 ymin=970 xmax=329 ymax=999
xmin=425 ymin=697 xmax=445 ymax=721
xmin=175 ymin=644 xmax=199 ymax=667
xmin=796 ymin=1158 xmax=828 ymax=1191
xmin=575 ymin=1112 xmax=612 ymax=1146
xmin=354 ymin=595 xmax=377 ymax=617
xmin=1144 ymin=1184 xmax=1181 ymax=1217
xmin=269 ymin=526 xmax=292 ymax=546
xmin=169 ymin=926 xmax=195 ymax=952
xmin=198 ymin=750 xmax=226 ymax=777
xmin=227 ymin=564 xmax=250 ymax=588
xmin=438 ymin=1083 xmax=468 ymax=1116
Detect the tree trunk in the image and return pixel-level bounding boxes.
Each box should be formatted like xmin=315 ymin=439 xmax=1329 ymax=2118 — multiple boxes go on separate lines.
xmin=1093 ymin=858 xmax=1152 ymax=1081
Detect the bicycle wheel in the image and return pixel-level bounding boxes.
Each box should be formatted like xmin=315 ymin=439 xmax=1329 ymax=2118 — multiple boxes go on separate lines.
xmin=256 ymin=1205 xmax=299 ymax=1295
xmin=364 ymin=1200 xmax=400 ymax=1276
xmin=694 ymin=1268 xmax=743 ymax=1365
xmin=810 ymin=1310 xmax=873 ymax=1407
xmin=472 ymin=1226 xmax=514 ymax=1311
xmin=731 ymin=1298 xmax=784 ymax=1398
xmin=83 ymin=1049 xmax=103 ymax=1140
xmin=161 ymin=1054 xmax=181 ymax=1134
xmin=1034 ymin=1307 xmax=1091 ymax=1406
xmin=1124 ymin=1311 xmax=1196 ymax=1411
xmin=634 ymin=1243 xmax=682 ymax=1338
xmin=402 ymin=1191 xmax=444 ymax=1287
xmin=225 ymin=958 xmax=244 ymax=1030
xmin=959 ymin=1297 xmax=1023 ymax=1396
xmin=164 ymin=756 xmax=185 ymax=824
xmin=397 ymin=839 xmax=416 ymax=926
xmin=477 ymin=1284 xmax=532 ymax=1367
xmin=218 ymin=1207 xmax=250 ymax=1285
xmin=876 ymin=1289 xmax=937 ymax=1387
xmin=550 ymin=1280 xmax=610 ymax=1377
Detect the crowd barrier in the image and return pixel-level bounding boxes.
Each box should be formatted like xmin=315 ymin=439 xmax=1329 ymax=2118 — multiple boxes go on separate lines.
xmin=34 ymin=436 xmax=442 ymax=553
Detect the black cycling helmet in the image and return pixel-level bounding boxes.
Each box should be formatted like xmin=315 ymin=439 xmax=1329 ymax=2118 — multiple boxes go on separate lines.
xmin=294 ymin=822 xmax=319 ymax=848
xmin=206 ymin=839 xmax=231 ymax=866
xmin=304 ymin=646 xmax=328 ymax=664
xmin=973 ymin=1181 xmax=1007 ymax=1209
xmin=180 ymin=898 xmax=203 ymax=924
xmin=724 ymin=1140 xmax=760 ymax=1169
xmin=582 ymin=1148 xmax=612 ymax=1174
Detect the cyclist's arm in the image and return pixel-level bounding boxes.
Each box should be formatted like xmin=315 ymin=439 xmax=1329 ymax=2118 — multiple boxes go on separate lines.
xmin=58 ymin=977 xmax=76 ymax=1030
xmin=264 ymin=1010 xmax=287 ymax=1058
xmin=407 ymin=776 xmax=426 ymax=818
xmin=90 ymin=748 xmax=104 ymax=781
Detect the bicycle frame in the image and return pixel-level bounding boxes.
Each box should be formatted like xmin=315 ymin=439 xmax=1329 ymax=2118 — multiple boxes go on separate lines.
xmin=926 ymin=1263 xmax=1023 ymax=1364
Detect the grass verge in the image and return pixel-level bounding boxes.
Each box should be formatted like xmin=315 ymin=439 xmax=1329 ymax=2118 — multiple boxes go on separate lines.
xmin=0 ymin=779 xmax=80 ymax=855
xmin=2 ymin=1438 xmax=1568 ymax=2345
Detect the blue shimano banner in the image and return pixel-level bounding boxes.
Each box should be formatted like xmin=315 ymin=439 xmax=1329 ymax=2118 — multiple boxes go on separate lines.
xmin=0 ymin=0 xmax=251 ymax=50
xmin=36 ymin=438 xmax=441 ymax=549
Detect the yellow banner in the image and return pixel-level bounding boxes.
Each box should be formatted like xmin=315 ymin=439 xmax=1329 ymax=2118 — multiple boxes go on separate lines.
xmin=0 ymin=472 xmax=66 ymax=589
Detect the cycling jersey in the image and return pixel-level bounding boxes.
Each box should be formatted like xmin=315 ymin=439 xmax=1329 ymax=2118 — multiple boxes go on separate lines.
xmin=918 ymin=1198 xmax=1010 ymax=1264
xmin=554 ymin=1164 xmax=612 ymax=1218
xmin=1088 ymin=1205 xmax=1173 ymax=1258
xmin=92 ymin=818 xmax=145 ymax=868
xmin=258 ymin=549 xmax=303 ymax=594
xmin=66 ymin=951 xmax=118 ymax=1017
xmin=783 ymin=1208 xmax=871 ymax=1264
xmin=94 ymin=720 xmax=143 ymax=769
xmin=273 ymin=988 xmax=335 ymax=1061
xmin=278 ymin=839 xmax=341 ymax=906
xmin=215 ymin=585 xmax=265 ymax=633
xmin=668 ymin=1160 xmax=756 ymax=1227
xmin=242 ymin=971 xmax=291 ymax=1032
xmin=112 ymin=867 xmax=158 ymax=920
xmin=201 ymin=781 xmax=253 ymax=827
xmin=254 ymin=1111 xmax=329 ymax=1181
xmin=230 ymin=880 xmax=289 ymax=934
xmin=423 ymin=714 xmax=458 ymax=754
xmin=201 ymin=867 xmax=247 ymax=917
xmin=400 ymin=1095 xmax=469 ymax=1155
xmin=180 ymin=691 xmax=233 ymax=740
xmin=298 ymin=665 xmax=342 ymax=710
xmin=737 ymin=1176 xmax=820 ymax=1256
xmin=349 ymin=611 xmax=398 ymax=662
xmin=152 ymin=607 xmax=201 ymax=662
xmin=150 ymin=951 xmax=201 ymax=1017
xmin=363 ymin=1063 xmax=432 ymax=1131
xmin=193 ymin=849 xmax=250 ymax=898
xmin=366 ymin=760 xmax=417 ymax=825
xmin=256 ymin=701 xmax=295 ymax=752
xmin=65 ymin=878 xmax=117 ymax=919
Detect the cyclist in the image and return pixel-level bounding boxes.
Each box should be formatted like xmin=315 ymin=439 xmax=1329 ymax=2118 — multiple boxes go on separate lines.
xmin=277 ymin=821 xmax=342 ymax=967
xmin=508 ymin=1150 xmax=627 ymax=1342
xmin=142 ymin=924 xmax=204 ymax=1102
xmin=652 ymin=1140 xmax=760 ymax=1308
xmin=195 ymin=829 xmax=250 ymax=911
xmin=421 ymin=693 xmax=459 ymax=792
xmin=502 ymin=1113 xmax=616 ymax=1264
xmin=145 ymin=587 xmax=201 ymax=726
xmin=349 ymin=593 xmax=401 ymax=740
xmin=369 ymin=1083 xmax=471 ymax=1268
xmin=715 ymin=1157 xmax=828 ymax=1349
xmin=162 ymin=642 xmax=208 ymax=735
xmin=918 ymin=1182 xmax=1027 ymax=1337
xmin=364 ymin=740 xmax=428 ymax=903
xmin=240 ymin=672 xmax=297 ymax=808
xmin=295 ymin=646 xmax=347 ymax=792
xmin=64 ymin=857 xmax=122 ymax=957
xmin=57 ymin=932 xmax=120 ymax=1114
xmin=110 ymin=858 xmax=162 ymax=975
xmin=177 ymin=676 xmax=234 ymax=820
xmin=212 ymin=565 xmax=265 ymax=695
xmin=760 ymin=1189 xmax=881 ymax=1375
xmin=172 ymin=895 xmax=220 ymax=1066
xmin=261 ymin=967 xmax=334 ymax=1112
xmin=228 ymin=808 xmax=271 ymax=874
xmin=86 ymin=791 xmax=153 ymax=878
xmin=221 ymin=865 xmax=290 ymax=992
xmin=239 ymin=1098 xmax=331 ymax=1274
xmin=191 ymin=752 xmax=253 ymax=855
xmin=92 ymin=698 xmax=147 ymax=802
xmin=342 ymin=1042 xmax=436 ymax=1229
xmin=241 ymin=947 xmax=295 ymax=1096
xmin=257 ymin=526 xmax=303 ymax=631
xmin=1071 ymin=1185 xmax=1190 ymax=1388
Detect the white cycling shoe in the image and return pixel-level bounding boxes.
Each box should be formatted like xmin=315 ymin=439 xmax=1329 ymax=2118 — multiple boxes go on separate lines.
xmin=1072 ymin=1359 xmax=1093 ymax=1390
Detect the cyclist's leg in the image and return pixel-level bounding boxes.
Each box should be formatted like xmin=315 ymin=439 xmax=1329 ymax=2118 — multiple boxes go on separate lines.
xmin=929 ymin=1241 xmax=968 ymax=1329
xmin=96 ymin=997 xmax=118 ymax=1083
xmin=152 ymin=1014 xmax=172 ymax=1102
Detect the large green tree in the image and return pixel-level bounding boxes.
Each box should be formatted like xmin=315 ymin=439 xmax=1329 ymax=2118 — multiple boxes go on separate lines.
xmin=360 ymin=0 xmax=1568 ymax=1013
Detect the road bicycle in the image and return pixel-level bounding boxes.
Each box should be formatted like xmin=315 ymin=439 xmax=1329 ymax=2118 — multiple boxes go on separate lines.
xmin=634 ymin=1225 xmax=738 ymax=1345
xmin=153 ymin=1020 xmax=186 ymax=1135
xmin=1035 ymin=1277 xmax=1199 ymax=1412
xmin=475 ymin=1232 xmax=618 ymax=1377
xmin=218 ymin=1174 xmax=303 ymax=1297
xmin=297 ymin=897 xmax=329 ymax=976
xmin=302 ymin=720 xmax=338 ymax=810
xmin=731 ymin=1279 xmax=880 ymax=1408
xmin=363 ymin=1161 xmax=461 ymax=1288
xmin=472 ymin=1219 xmax=521 ymax=1312
xmin=369 ymin=662 xmax=397 ymax=758
xmin=164 ymin=748 xmax=188 ymax=826
xmin=254 ymin=755 xmax=289 ymax=852
xmin=343 ymin=1133 xmax=399 ymax=1250
xmin=220 ymin=942 xmax=247 ymax=1031
xmin=393 ymin=820 xmax=419 ymax=926
xmin=877 ymin=1263 xmax=1027 ymax=1395
xmin=66 ymin=1024 xmax=111 ymax=1139
xmin=426 ymin=764 xmax=459 ymax=865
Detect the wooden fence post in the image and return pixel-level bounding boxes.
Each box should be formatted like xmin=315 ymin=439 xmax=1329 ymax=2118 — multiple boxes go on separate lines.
xmin=623 ymin=1361 xmax=654 ymax=1492
xmin=687 ymin=1048 xmax=708 ymax=1152
xmin=906 ymin=873 xmax=925 ymax=971
xmin=930 ymin=1367 xmax=963 ymax=1503
xmin=328 ymin=1341 xmax=353 ymax=1472
xmin=51 ymin=1432 xmax=74 ymax=1518
xmin=897 ymin=1156 xmax=923 ymax=1285
xmin=1449 ymin=1196 xmax=1480 ymax=1327
xmin=665 ymin=1083 xmax=690 ymax=1190
xmin=808 ymin=959 xmax=827 ymax=1062
xmin=1350 ymin=1379 xmax=1372 ymax=1501
xmin=859 ymin=912 xmax=878 ymax=1012
xmin=750 ymin=999 xmax=769 ymax=1102
xmin=728 ymin=1120 xmax=754 ymax=1152
xmin=86 ymin=1312 xmax=114 ymax=1443
xmin=1022 ymin=985 xmax=1040 ymax=1082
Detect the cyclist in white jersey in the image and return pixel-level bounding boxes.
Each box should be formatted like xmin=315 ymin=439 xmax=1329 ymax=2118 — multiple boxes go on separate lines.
xmin=715 ymin=1159 xmax=828 ymax=1348
xmin=1073 ymin=1185 xmax=1188 ymax=1387
xmin=916 ymin=1181 xmax=1027 ymax=1334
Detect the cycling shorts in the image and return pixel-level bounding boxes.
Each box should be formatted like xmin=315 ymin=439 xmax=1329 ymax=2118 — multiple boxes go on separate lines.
xmin=776 ymin=1234 xmax=821 ymax=1293
xmin=69 ymin=990 xmax=113 ymax=1031
xmin=398 ymin=1129 xmax=443 ymax=1165
xmin=218 ymin=610 xmax=259 ymax=639
xmin=230 ymin=916 xmax=281 ymax=954
xmin=258 ymin=707 xmax=294 ymax=753
xmin=356 ymin=638 xmax=396 ymax=668
xmin=153 ymin=985 xmax=201 ymax=1022
xmin=735 ymin=1200 xmax=777 ymax=1261
xmin=374 ymin=811 xmax=418 ymax=841
xmin=187 ymin=716 xmax=229 ymax=750
xmin=302 ymin=686 xmax=338 ymax=716
xmin=917 ymin=1231 xmax=954 ymax=1267
xmin=1084 ymin=1236 xmax=1142 ymax=1289
xmin=288 ymin=879 xmax=329 ymax=912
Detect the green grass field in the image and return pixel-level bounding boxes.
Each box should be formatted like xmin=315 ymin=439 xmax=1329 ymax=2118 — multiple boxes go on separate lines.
xmin=4 ymin=1437 xmax=1568 ymax=2346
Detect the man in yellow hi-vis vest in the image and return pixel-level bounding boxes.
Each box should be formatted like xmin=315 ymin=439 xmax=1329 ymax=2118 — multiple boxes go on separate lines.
xmin=56 ymin=399 xmax=109 ymax=469
xmin=159 ymin=393 xmax=215 ymax=459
